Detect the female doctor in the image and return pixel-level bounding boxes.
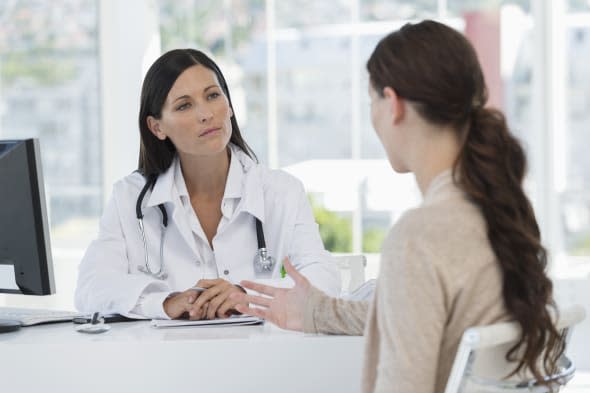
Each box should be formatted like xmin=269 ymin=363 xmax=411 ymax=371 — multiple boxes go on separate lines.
xmin=74 ymin=49 xmax=340 ymax=320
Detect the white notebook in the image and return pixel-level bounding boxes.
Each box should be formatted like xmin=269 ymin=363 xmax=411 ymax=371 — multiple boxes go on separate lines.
xmin=151 ymin=315 xmax=264 ymax=328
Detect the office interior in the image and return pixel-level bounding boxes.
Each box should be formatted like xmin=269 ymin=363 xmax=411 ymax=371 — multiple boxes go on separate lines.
xmin=0 ymin=0 xmax=589 ymax=391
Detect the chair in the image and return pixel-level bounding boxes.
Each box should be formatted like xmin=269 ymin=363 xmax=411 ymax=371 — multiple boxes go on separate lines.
xmin=332 ymin=254 xmax=367 ymax=294
xmin=444 ymin=304 xmax=587 ymax=393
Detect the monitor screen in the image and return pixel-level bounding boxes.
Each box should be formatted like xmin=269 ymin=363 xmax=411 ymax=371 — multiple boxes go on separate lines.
xmin=0 ymin=138 xmax=55 ymax=295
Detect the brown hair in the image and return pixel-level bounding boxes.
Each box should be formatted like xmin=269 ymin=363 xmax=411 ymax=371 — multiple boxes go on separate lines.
xmin=367 ymin=20 xmax=563 ymax=384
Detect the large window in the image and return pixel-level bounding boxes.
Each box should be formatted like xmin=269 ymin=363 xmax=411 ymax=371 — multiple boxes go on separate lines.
xmin=0 ymin=0 xmax=100 ymax=308
xmin=157 ymin=0 xmax=582 ymax=272
xmin=563 ymin=1 xmax=590 ymax=260
xmin=0 ymin=1 xmax=101 ymax=227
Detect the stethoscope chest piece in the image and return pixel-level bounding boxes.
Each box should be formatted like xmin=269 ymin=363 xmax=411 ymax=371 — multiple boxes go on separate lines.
xmin=253 ymin=247 xmax=275 ymax=278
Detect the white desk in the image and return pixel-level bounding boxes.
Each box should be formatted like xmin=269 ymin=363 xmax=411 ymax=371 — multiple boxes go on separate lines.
xmin=0 ymin=320 xmax=364 ymax=393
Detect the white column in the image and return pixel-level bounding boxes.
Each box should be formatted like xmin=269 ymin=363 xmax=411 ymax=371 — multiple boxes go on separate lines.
xmin=351 ymin=0 xmax=362 ymax=254
xmin=99 ymin=0 xmax=161 ymax=204
xmin=265 ymin=0 xmax=278 ymax=169
xmin=531 ymin=0 xmax=566 ymax=268
xmin=437 ymin=0 xmax=448 ymax=19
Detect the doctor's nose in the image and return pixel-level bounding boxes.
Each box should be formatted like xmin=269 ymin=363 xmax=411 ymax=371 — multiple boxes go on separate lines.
xmin=197 ymin=108 xmax=213 ymax=123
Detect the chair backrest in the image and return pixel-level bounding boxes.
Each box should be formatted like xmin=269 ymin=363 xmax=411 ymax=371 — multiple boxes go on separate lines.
xmin=444 ymin=304 xmax=587 ymax=393
xmin=332 ymin=254 xmax=367 ymax=294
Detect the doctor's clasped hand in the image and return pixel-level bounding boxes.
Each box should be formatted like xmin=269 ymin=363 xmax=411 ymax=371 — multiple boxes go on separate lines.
xmin=162 ymin=280 xmax=246 ymax=320
xmin=162 ymin=288 xmax=206 ymax=320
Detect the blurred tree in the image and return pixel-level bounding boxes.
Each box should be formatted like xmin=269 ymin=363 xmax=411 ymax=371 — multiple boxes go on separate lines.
xmin=1 ymin=54 xmax=75 ymax=86
xmin=157 ymin=0 xmax=265 ymax=55
xmin=363 ymin=227 xmax=387 ymax=253
xmin=309 ymin=195 xmax=352 ymax=252
xmin=571 ymin=232 xmax=590 ymax=255
xmin=0 ymin=1 xmax=92 ymax=86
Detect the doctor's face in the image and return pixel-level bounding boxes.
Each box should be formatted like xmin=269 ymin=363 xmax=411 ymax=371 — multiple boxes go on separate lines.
xmin=148 ymin=65 xmax=233 ymax=158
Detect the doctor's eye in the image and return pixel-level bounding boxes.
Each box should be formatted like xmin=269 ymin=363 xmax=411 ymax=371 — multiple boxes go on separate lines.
xmin=176 ymin=102 xmax=191 ymax=111
xmin=207 ymin=92 xmax=221 ymax=101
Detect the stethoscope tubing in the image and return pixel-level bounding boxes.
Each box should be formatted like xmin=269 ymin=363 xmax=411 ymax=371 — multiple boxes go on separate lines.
xmin=136 ymin=175 xmax=168 ymax=279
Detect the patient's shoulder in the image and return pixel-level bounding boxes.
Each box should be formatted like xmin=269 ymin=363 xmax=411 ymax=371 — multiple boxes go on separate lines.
xmin=386 ymin=197 xmax=488 ymax=259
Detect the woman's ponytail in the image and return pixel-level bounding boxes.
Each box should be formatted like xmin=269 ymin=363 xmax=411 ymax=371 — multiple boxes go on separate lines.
xmin=457 ymin=107 xmax=564 ymax=382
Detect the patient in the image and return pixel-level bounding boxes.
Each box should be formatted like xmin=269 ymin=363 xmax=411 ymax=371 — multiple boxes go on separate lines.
xmin=232 ymin=20 xmax=564 ymax=393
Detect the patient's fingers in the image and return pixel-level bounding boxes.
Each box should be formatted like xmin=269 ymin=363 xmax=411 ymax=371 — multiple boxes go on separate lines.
xmin=239 ymin=280 xmax=279 ymax=297
xmin=235 ymin=304 xmax=268 ymax=320
xmin=237 ymin=293 xmax=272 ymax=308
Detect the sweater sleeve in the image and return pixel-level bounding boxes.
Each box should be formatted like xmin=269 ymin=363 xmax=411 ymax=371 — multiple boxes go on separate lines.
xmin=369 ymin=236 xmax=446 ymax=393
xmin=302 ymin=286 xmax=368 ymax=335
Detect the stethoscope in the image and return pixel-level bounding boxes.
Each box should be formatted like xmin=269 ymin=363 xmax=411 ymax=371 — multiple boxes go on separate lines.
xmin=135 ymin=174 xmax=276 ymax=280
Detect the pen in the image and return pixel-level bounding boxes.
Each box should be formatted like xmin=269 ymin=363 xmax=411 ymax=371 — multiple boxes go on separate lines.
xmin=189 ymin=286 xmax=206 ymax=293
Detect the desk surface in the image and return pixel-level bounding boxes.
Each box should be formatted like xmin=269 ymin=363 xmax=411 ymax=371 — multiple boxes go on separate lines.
xmin=0 ymin=320 xmax=364 ymax=393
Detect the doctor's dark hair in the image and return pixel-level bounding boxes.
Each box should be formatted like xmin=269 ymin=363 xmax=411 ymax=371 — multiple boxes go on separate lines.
xmin=367 ymin=20 xmax=563 ymax=386
xmin=138 ymin=49 xmax=256 ymax=176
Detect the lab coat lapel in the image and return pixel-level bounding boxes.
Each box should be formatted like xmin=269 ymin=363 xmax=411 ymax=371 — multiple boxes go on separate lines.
xmin=145 ymin=160 xmax=199 ymax=258
xmin=235 ymin=150 xmax=265 ymax=224
xmin=170 ymin=202 xmax=199 ymax=257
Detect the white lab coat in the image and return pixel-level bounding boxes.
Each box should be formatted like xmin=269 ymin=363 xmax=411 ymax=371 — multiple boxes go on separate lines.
xmin=75 ymin=145 xmax=340 ymax=318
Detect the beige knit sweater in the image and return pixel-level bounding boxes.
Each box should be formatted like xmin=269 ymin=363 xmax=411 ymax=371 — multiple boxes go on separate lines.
xmin=303 ymin=170 xmax=509 ymax=393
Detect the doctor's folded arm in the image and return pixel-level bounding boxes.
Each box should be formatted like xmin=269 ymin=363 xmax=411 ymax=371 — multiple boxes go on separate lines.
xmin=74 ymin=49 xmax=340 ymax=320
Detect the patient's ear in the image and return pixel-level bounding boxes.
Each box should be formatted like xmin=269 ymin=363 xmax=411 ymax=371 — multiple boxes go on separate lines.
xmin=147 ymin=116 xmax=167 ymax=140
xmin=383 ymin=87 xmax=405 ymax=125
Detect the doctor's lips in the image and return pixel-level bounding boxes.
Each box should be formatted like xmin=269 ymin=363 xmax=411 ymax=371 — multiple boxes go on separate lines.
xmin=199 ymin=127 xmax=221 ymax=137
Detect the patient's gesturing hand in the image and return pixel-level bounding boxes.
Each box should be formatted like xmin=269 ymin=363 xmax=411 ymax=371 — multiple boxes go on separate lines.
xmin=231 ymin=257 xmax=310 ymax=332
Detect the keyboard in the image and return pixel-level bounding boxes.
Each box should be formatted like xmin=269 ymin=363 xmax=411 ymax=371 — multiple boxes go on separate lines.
xmin=0 ymin=306 xmax=81 ymax=326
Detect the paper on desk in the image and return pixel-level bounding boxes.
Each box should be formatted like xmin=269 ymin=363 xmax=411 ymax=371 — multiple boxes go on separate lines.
xmin=150 ymin=315 xmax=264 ymax=328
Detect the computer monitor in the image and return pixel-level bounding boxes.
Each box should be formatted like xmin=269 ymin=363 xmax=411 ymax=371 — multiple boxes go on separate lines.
xmin=0 ymin=138 xmax=55 ymax=295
